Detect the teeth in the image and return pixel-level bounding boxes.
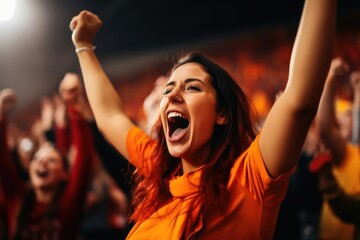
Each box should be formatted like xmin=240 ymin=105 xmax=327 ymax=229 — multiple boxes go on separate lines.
xmin=167 ymin=112 xmax=186 ymax=119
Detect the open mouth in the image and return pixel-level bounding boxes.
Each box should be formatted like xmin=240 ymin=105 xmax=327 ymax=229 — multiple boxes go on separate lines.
xmin=36 ymin=169 xmax=49 ymax=178
xmin=167 ymin=111 xmax=189 ymax=139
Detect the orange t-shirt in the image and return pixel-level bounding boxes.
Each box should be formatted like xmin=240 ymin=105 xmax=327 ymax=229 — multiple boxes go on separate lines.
xmin=126 ymin=127 xmax=292 ymax=240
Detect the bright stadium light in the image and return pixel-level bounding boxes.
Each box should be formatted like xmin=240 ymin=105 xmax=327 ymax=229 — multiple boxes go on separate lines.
xmin=0 ymin=0 xmax=17 ymax=21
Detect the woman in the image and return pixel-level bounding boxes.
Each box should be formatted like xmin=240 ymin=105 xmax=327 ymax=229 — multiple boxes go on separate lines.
xmin=316 ymin=58 xmax=360 ymax=240
xmin=0 ymin=88 xmax=94 ymax=239
xmin=69 ymin=0 xmax=337 ymax=239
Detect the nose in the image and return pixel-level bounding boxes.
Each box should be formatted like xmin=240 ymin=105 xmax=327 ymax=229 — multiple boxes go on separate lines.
xmin=168 ymin=94 xmax=182 ymax=103
xmin=35 ymin=157 xmax=48 ymax=166
xmin=167 ymin=89 xmax=183 ymax=103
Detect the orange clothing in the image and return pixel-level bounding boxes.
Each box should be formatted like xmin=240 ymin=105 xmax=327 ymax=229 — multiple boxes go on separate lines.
xmin=126 ymin=127 xmax=292 ymax=240
xmin=319 ymin=143 xmax=360 ymax=240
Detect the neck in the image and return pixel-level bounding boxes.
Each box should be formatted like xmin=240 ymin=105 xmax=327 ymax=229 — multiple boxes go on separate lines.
xmin=181 ymin=159 xmax=203 ymax=174
xmin=34 ymin=186 xmax=55 ymax=203
xmin=181 ymin=141 xmax=211 ymax=174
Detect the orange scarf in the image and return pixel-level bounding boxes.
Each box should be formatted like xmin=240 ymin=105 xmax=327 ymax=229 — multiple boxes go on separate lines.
xmin=127 ymin=169 xmax=205 ymax=239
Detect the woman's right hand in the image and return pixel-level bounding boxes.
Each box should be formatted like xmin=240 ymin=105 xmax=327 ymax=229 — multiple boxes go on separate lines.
xmin=70 ymin=10 xmax=102 ymax=49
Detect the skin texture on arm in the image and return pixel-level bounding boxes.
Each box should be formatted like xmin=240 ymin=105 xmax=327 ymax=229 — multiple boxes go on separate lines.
xmin=69 ymin=11 xmax=135 ymax=160
xmin=259 ymin=0 xmax=337 ymax=178
xmin=317 ymin=58 xmax=349 ymax=165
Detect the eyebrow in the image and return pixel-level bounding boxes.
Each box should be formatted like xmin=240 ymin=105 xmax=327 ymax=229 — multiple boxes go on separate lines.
xmin=165 ymin=78 xmax=206 ymax=88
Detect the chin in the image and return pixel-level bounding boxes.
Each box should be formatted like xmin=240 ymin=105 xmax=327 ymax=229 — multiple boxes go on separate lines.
xmin=168 ymin=146 xmax=191 ymax=160
xmin=168 ymin=151 xmax=181 ymax=158
xmin=33 ymin=179 xmax=54 ymax=188
xmin=168 ymin=148 xmax=183 ymax=158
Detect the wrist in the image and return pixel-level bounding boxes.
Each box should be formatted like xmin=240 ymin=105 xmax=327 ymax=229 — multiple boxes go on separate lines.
xmin=75 ymin=45 xmax=96 ymax=54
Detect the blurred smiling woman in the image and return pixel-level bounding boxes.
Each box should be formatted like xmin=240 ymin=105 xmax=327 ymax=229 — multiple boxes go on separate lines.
xmin=0 ymin=89 xmax=94 ymax=239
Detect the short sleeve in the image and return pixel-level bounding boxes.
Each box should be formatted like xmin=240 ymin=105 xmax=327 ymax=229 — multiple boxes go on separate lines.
xmin=229 ymin=134 xmax=293 ymax=207
xmin=126 ymin=126 xmax=158 ymax=177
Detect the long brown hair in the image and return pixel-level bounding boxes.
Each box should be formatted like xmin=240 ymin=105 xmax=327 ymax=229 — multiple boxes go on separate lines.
xmin=131 ymin=53 xmax=258 ymax=221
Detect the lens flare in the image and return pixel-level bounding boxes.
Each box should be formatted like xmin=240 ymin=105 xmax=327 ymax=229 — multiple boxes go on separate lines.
xmin=0 ymin=0 xmax=16 ymax=21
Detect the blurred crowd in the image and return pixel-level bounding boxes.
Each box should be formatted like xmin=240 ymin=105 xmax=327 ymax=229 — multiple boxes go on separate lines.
xmin=1 ymin=16 xmax=360 ymax=240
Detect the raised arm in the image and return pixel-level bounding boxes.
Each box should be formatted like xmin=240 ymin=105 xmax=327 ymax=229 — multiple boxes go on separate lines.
xmin=61 ymin=108 xmax=94 ymax=196
xmin=317 ymin=58 xmax=350 ymax=165
xmin=0 ymin=89 xmax=26 ymax=198
xmin=69 ymin=11 xmax=135 ymax=159
xmin=259 ymin=0 xmax=337 ymax=178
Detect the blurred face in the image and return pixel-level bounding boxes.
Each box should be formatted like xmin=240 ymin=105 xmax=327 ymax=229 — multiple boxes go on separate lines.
xmin=160 ymin=63 xmax=226 ymax=166
xmin=29 ymin=145 xmax=67 ymax=189
xmin=143 ymin=76 xmax=168 ymax=133
xmin=59 ymin=73 xmax=82 ymax=105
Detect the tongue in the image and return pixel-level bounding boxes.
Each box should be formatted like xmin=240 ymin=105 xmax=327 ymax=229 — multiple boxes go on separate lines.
xmin=171 ymin=128 xmax=187 ymax=140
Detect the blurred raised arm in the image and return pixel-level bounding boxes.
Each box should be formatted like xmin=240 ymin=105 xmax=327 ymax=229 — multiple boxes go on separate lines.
xmin=317 ymin=58 xmax=350 ymax=165
xmin=259 ymin=0 xmax=337 ymax=178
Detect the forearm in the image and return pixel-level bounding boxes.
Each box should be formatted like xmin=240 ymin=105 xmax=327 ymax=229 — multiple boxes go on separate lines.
xmin=0 ymin=120 xmax=25 ymax=197
xmin=317 ymin=77 xmax=338 ymax=133
xmin=55 ymin=126 xmax=71 ymax=153
xmin=76 ymin=51 xmax=126 ymax=127
xmin=317 ymin=77 xmax=347 ymax=165
xmin=286 ymin=0 xmax=336 ymax=110
xmin=62 ymin=113 xmax=94 ymax=208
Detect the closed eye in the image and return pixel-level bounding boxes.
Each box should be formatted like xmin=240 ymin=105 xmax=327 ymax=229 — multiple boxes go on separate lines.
xmin=48 ymin=157 xmax=58 ymax=163
xmin=163 ymin=88 xmax=172 ymax=95
xmin=186 ymin=85 xmax=201 ymax=92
